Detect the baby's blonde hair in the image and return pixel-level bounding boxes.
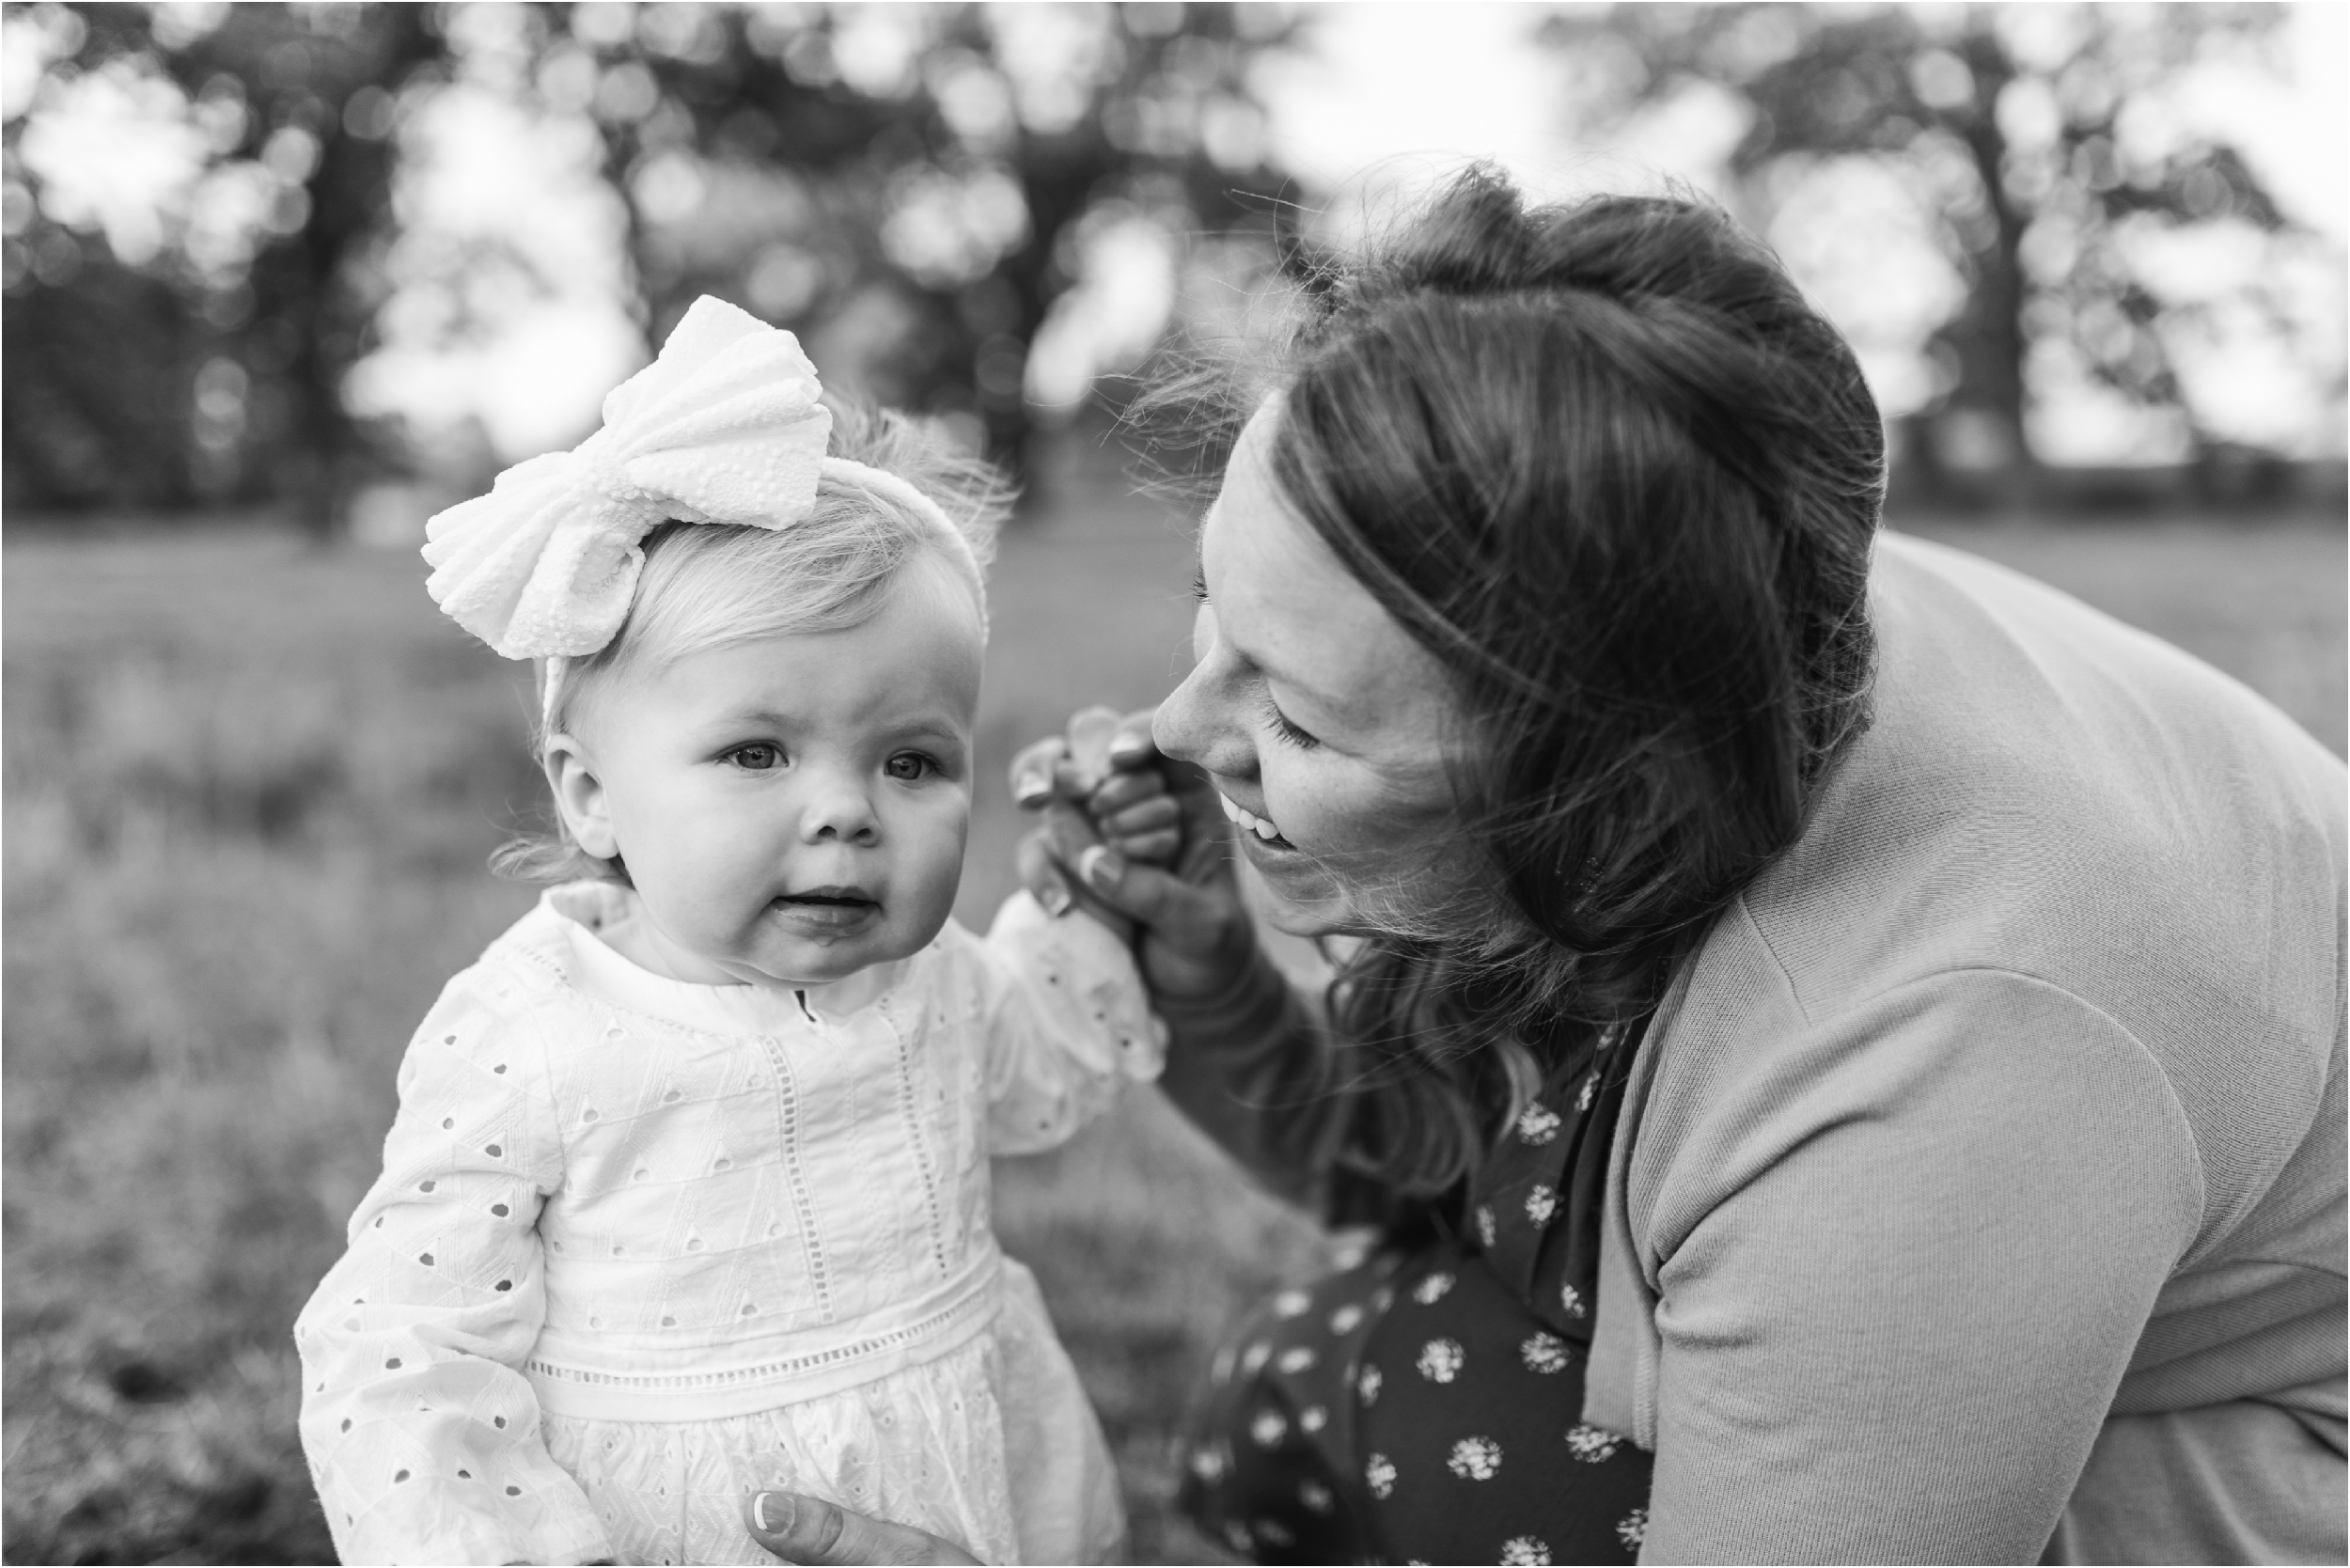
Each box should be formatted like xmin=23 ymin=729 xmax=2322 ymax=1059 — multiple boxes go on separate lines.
xmin=494 ymin=403 xmax=1010 ymax=886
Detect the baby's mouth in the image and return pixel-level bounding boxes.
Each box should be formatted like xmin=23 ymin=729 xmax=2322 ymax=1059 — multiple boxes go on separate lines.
xmin=772 ymin=886 xmax=880 ymax=928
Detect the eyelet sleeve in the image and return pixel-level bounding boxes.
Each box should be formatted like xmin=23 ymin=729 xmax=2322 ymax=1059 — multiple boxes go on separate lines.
xmin=292 ymin=968 xmax=612 ymax=1567
xmin=975 ymin=891 xmax=1168 ymax=1155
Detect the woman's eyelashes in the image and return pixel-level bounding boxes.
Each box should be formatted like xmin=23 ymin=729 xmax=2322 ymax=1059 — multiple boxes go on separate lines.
xmin=884 ymin=751 xmax=939 ymax=782
xmin=1258 ymin=691 xmax=1320 ymax=750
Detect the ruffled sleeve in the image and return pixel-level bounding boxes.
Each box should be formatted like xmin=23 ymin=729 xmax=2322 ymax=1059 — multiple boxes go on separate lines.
xmin=293 ymin=966 xmax=613 ymax=1567
xmin=974 ymin=892 xmax=1167 ymax=1155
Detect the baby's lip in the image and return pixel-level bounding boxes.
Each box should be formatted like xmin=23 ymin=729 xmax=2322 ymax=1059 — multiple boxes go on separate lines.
xmin=777 ymin=885 xmax=877 ymax=906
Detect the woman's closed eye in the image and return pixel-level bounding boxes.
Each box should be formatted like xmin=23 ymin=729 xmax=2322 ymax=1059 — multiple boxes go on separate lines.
xmin=1258 ymin=691 xmax=1319 ymax=750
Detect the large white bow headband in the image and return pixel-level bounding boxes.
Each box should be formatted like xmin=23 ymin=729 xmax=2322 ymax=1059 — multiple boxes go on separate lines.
xmin=421 ymin=295 xmax=981 ymax=675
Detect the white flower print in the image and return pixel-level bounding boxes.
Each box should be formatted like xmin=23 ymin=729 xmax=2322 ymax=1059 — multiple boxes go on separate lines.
xmin=1412 ymin=1271 xmax=1455 ymax=1305
xmin=1616 ymin=1507 xmax=1650 ymax=1550
xmin=1524 ymin=1184 xmax=1558 ymax=1227
xmin=1515 ymin=1102 xmax=1562 ymax=1145
xmin=1366 ymin=1452 xmax=1397 ymax=1499
xmin=1519 ymin=1331 xmax=1570 ymax=1373
xmin=1225 ymin=1521 xmax=1253 ymax=1554
xmin=1276 ymin=1345 xmax=1317 ymax=1374
xmin=1575 ymin=1073 xmax=1598 ymax=1113
xmin=1447 ymin=1435 xmax=1503 ymax=1480
xmin=1249 ymin=1408 xmax=1288 ymax=1448
xmin=1559 ymin=1281 xmax=1587 ymax=1319
xmin=1565 ymin=1423 xmax=1622 ymax=1463
xmin=1501 ymin=1536 xmax=1553 ymax=1566
xmin=1298 ymin=1405 xmax=1328 ymax=1434
xmin=1241 ymin=1340 xmax=1274 ymax=1375
xmin=1189 ymin=1445 xmax=1226 ymax=1481
xmin=1298 ymin=1480 xmax=1335 ymax=1514
xmin=1417 ymin=1338 xmax=1465 ymax=1383
xmin=1256 ymin=1519 xmax=1296 ymax=1547
xmin=1358 ymin=1363 xmax=1384 ymax=1405
xmin=1329 ymin=1303 xmax=1365 ymax=1334
xmin=1272 ymin=1288 xmax=1312 ymax=1318
xmin=1475 ymin=1204 xmax=1497 ymax=1247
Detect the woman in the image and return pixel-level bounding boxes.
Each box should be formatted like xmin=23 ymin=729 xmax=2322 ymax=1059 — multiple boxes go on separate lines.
xmin=746 ymin=169 xmax=2345 ymax=1564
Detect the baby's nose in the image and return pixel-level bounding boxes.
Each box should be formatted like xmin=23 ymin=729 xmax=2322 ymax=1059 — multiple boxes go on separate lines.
xmin=800 ymin=781 xmax=880 ymax=845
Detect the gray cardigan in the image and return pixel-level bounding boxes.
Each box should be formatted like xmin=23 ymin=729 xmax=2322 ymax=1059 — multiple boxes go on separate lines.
xmin=1583 ymin=532 xmax=2346 ymax=1562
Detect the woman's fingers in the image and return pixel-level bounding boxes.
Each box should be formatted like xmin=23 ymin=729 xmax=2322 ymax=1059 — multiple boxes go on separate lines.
xmin=744 ymin=1492 xmax=978 ymax=1566
xmin=1105 ymin=707 xmax=1161 ymax=770
xmin=1014 ymin=828 xmax=1076 ymax=918
xmin=1065 ymin=705 xmax=1126 ymax=789
xmin=1008 ymin=735 xmax=1070 ymax=809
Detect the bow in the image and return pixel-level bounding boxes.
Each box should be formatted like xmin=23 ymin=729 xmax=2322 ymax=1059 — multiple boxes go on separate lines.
xmin=422 ymin=296 xmax=833 ymax=660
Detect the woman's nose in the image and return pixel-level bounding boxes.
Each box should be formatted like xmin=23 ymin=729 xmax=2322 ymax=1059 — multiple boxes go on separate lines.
xmin=1153 ymin=648 xmax=1254 ymax=780
xmin=799 ymin=777 xmax=880 ymax=846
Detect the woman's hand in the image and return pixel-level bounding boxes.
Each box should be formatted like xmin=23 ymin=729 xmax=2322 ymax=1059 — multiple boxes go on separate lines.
xmin=1010 ymin=707 xmax=1258 ymax=1006
xmin=744 ymin=1491 xmax=979 ymax=1566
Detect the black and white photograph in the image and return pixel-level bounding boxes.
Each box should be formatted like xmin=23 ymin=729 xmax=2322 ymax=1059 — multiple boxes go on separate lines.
xmin=4 ymin=3 xmax=2343 ymax=1563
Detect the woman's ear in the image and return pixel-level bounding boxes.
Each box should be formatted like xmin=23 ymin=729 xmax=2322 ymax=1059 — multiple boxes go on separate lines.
xmin=543 ymin=732 xmax=619 ymax=859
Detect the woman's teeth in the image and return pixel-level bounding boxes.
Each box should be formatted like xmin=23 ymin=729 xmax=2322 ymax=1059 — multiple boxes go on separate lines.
xmin=1217 ymin=792 xmax=1287 ymax=842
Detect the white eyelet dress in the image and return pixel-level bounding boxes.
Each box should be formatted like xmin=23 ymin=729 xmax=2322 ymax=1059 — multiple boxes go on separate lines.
xmin=293 ymin=882 xmax=1166 ymax=1567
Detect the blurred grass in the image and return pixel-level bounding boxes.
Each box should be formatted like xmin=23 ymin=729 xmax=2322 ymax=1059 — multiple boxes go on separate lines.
xmin=4 ymin=477 xmax=2341 ymax=1565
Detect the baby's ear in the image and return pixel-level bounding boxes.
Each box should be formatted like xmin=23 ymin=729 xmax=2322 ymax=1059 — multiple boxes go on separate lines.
xmin=542 ymin=733 xmax=619 ymax=859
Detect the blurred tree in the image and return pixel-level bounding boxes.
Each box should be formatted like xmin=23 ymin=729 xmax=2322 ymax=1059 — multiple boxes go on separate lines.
xmin=4 ymin=2 xmax=446 ymax=522
xmin=1544 ymin=2 xmax=2330 ymax=495
xmin=5 ymin=1 xmax=1302 ymax=517
xmin=522 ymin=0 xmax=1299 ymax=467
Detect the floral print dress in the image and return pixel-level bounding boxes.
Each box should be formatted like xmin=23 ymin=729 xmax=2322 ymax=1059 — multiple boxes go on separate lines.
xmin=1182 ymin=1027 xmax=1653 ymax=1566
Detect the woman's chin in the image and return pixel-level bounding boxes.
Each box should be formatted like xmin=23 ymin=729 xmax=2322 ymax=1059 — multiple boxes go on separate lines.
xmin=1242 ymin=851 xmax=1368 ymax=939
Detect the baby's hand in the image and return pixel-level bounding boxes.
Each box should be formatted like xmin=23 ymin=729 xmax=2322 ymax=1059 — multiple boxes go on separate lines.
xmin=1059 ymin=705 xmax=1183 ymax=870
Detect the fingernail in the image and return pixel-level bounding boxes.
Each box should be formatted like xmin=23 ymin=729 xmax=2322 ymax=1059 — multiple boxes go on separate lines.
xmin=1107 ymin=733 xmax=1149 ymax=761
xmin=753 ymin=1493 xmax=786 ymax=1533
xmin=1013 ymin=772 xmax=1050 ymax=807
xmin=1040 ymin=881 xmax=1073 ymax=917
xmin=1079 ymin=845 xmax=1122 ymax=888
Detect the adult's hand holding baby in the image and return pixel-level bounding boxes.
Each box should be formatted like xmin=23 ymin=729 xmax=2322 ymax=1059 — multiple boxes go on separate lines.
xmin=744 ymin=1492 xmax=978 ymax=1566
xmin=1009 ymin=706 xmax=1257 ymax=1007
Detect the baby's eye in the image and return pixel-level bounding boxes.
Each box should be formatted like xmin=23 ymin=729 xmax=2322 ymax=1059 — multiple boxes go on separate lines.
xmin=884 ymin=753 xmax=933 ymax=782
xmin=726 ymin=744 xmax=784 ymax=771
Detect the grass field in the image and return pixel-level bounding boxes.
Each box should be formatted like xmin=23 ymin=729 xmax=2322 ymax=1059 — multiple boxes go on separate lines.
xmin=4 ymin=466 xmax=2342 ymax=1565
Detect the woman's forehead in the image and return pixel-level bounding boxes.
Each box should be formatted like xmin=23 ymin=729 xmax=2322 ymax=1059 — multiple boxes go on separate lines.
xmin=1202 ymin=406 xmax=1441 ymax=728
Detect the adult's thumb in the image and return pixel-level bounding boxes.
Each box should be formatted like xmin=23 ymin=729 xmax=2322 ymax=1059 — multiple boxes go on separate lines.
xmin=744 ymin=1491 xmax=978 ymax=1566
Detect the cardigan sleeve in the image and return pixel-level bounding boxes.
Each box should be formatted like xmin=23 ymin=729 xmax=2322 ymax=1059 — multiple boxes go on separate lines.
xmin=293 ymin=968 xmax=613 ymax=1567
xmin=1636 ymin=968 xmax=2207 ymax=1564
xmin=971 ymin=891 xmax=1168 ymax=1155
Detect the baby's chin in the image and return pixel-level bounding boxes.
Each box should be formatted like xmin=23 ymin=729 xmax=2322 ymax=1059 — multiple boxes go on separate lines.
xmin=735 ymin=900 xmax=955 ymax=985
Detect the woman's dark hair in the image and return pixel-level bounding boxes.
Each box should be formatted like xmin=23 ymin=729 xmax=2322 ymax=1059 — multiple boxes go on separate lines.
xmin=1237 ymin=168 xmax=1886 ymax=1194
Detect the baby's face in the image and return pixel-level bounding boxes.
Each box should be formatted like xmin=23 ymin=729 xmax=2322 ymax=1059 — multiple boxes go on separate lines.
xmin=572 ymin=555 xmax=984 ymax=989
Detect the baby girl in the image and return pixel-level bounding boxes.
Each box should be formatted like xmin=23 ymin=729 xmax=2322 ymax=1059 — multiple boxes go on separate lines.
xmin=295 ymin=298 xmax=1163 ymax=1566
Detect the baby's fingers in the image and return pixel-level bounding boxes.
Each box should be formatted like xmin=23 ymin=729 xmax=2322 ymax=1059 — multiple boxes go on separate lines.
xmin=1087 ymin=765 xmax=1168 ymax=817
xmin=1107 ymin=825 xmax=1182 ymax=866
xmin=1103 ymin=793 xmax=1181 ymax=839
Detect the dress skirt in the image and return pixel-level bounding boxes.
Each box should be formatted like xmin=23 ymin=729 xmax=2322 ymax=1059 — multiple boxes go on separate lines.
xmin=542 ymin=1259 xmax=1122 ymax=1566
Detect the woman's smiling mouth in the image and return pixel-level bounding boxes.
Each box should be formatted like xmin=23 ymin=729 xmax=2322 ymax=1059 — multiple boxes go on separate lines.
xmin=1216 ymin=792 xmax=1294 ymax=848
